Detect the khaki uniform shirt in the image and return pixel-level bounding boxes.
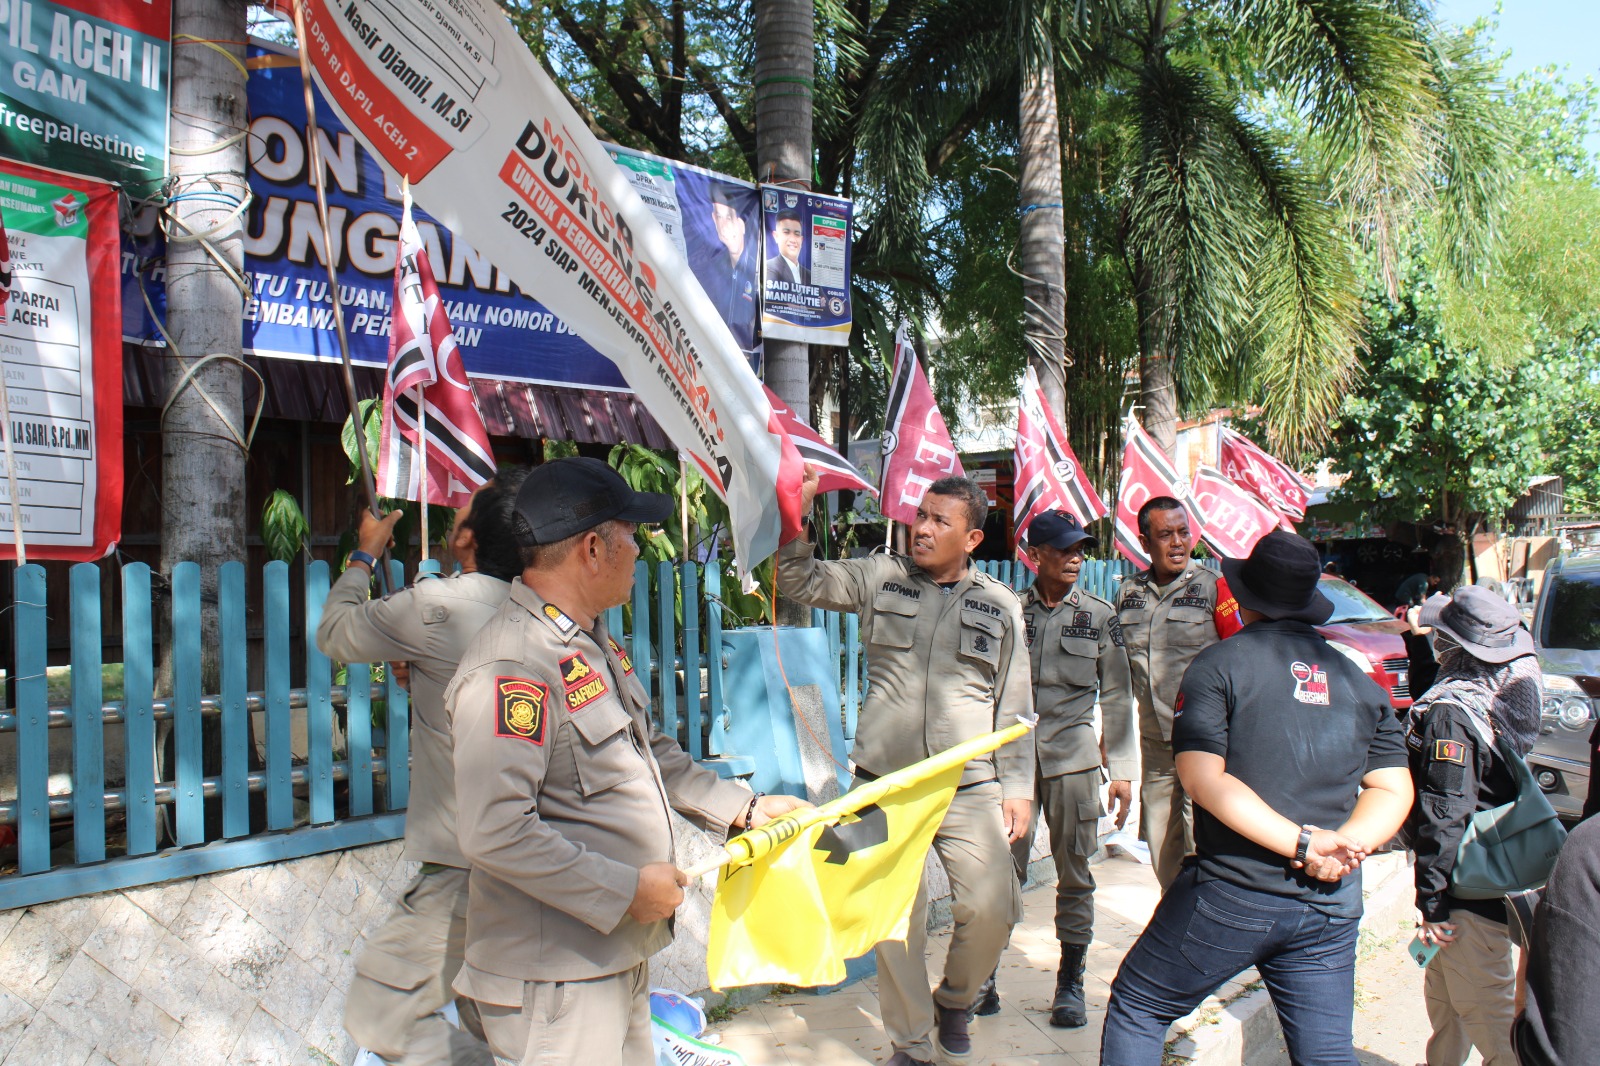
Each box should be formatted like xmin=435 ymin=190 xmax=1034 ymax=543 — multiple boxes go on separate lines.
xmin=776 ymin=538 xmax=1035 ymax=799
xmin=1117 ymin=564 xmax=1233 ymax=744
xmin=446 ymin=580 xmax=752 ymax=987
xmin=1021 ymin=585 xmax=1137 ymax=782
xmin=316 ymin=567 xmax=510 ymax=868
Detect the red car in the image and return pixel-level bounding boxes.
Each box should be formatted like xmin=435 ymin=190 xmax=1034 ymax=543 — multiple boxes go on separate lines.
xmin=1313 ymin=576 xmax=1415 ymax=711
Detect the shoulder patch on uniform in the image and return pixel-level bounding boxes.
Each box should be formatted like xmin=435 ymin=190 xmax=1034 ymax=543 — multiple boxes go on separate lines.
xmin=542 ymin=603 xmax=577 ymax=636
xmin=496 ymin=677 xmax=548 ymax=745
xmin=607 ymin=636 xmax=635 ymax=675
xmin=560 ymin=653 xmax=610 ymax=712
xmin=1433 ymin=739 xmax=1466 ymax=765
xmin=1109 ymin=619 xmax=1125 ymax=647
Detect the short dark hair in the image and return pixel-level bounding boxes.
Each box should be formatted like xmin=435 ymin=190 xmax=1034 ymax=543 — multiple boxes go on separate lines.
xmin=519 ymin=518 xmax=633 ymax=572
xmin=462 ymin=467 xmax=530 ymax=582
xmin=1136 ymin=496 xmax=1186 ymax=538
xmin=775 ymin=209 xmax=801 ymax=225
xmin=926 ymin=476 xmax=988 ymax=532
xmin=709 ymin=183 xmax=740 ymax=209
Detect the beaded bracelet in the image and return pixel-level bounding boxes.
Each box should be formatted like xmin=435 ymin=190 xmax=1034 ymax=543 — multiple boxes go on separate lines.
xmin=743 ymin=792 xmax=765 ymax=831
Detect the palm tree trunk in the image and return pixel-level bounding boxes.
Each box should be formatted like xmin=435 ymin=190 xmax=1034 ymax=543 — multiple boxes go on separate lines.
xmin=755 ymin=0 xmax=813 ymax=624
xmin=1134 ymin=255 xmax=1180 ymax=459
xmin=1018 ymin=43 xmax=1067 ymax=419
xmin=161 ymin=0 xmax=249 ymax=691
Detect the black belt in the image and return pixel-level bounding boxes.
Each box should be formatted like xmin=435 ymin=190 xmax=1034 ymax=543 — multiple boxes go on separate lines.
xmin=854 ymin=767 xmax=997 ymax=791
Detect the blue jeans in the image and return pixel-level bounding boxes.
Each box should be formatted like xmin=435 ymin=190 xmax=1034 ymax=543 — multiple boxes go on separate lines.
xmin=1100 ymin=865 xmax=1361 ymax=1066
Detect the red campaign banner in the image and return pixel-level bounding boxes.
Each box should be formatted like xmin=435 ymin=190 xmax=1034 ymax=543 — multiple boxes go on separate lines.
xmin=1189 ymin=465 xmax=1281 ymax=560
xmin=1219 ymin=426 xmax=1311 ymax=523
xmin=1013 ymin=366 xmax=1107 ymax=569
xmin=377 ymin=192 xmax=496 ymax=507
xmin=1113 ymin=417 xmax=1200 ymax=568
xmin=0 ymin=161 xmax=122 ymax=561
xmin=878 ymin=321 xmax=964 ymax=525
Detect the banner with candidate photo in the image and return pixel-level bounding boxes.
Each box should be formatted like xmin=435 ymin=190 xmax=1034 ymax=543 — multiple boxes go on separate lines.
xmin=760 ymin=187 xmax=853 ymax=346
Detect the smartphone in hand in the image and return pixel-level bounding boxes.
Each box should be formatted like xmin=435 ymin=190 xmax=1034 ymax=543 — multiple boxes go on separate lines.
xmin=1407 ymin=932 xmax=1441 ymax=969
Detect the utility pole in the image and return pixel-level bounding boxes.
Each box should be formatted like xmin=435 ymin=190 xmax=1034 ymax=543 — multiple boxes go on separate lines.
xmin=755 ymin=0 xmax=814 ymax=623
xmin=161 ymin=0 xmax=250 ymax=691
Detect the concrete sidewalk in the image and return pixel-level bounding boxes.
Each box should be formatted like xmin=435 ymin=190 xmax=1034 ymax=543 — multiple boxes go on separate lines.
xmin=705 ymin=847 xmax=1424 ymax=1066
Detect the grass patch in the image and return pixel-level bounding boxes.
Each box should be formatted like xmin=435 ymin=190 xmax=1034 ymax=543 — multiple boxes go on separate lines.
xmin=32 ymin=664 xmax=127 ymax=704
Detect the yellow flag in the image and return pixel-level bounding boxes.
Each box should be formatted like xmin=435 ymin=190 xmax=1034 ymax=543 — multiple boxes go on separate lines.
xmin=705 ymin=721 xmax=1032 ymax=990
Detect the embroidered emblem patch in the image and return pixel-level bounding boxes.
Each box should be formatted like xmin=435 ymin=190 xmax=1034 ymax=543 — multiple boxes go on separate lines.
xmin=1109 ymin=619 xmax=1125 ymax=647
xmin=973 ymin=633 xmax=991 ymax=654
xmin=1434 ymin=739 xmax=1466 ymax=765
xmin=607 ymin=636 xmax=635 ymax=675
xmin=1024 ymin=619 xmax=1037 ymax=647
xmin=560 ymin=653 xmax=609 ymax=711
xmin=560 ymin=652 xmax=594 ymax=686
xmin=495 ymin=677 xmax=547 ymax=744
xmin=1290 ymin=661 xmax=1330 ymax=705
xmin=543 ymin=603 xmax=576 ymax=636
xmin=1186 ymin=582 xmax=1202 ymax=597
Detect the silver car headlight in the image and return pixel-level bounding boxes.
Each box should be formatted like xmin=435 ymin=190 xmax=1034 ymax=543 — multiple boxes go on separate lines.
xmin=1542 ymin=674 xmax=1596 ymax=731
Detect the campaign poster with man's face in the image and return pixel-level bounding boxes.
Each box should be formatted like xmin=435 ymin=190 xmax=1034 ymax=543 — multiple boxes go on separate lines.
xmin=761 ymin=188 xmax=853 ymax=347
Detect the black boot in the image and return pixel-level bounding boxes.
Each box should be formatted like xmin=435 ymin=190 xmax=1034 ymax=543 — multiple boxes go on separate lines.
xmin=1050 ymin=943 xmax=1088 ymax=1029
xmin=971 ymin=966 xmax=1001 ymax=1017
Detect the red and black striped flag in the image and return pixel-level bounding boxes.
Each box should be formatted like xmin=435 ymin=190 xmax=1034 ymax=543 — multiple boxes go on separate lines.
xmin=377 ymin=192 xmax=496 ymax=507
xmin=764 ymin=385 xmax=875 ymax=544
xmin=1114 ymin=416 xmax=1202 ymax=567
xmin=1013 ymin=367 xmax=1106 ymax=568
xmin=878 ymin=321 xmax=963 ymax=524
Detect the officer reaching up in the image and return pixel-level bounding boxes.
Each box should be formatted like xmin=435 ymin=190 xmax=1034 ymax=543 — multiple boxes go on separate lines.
xmin=446 ymin=458 xmax=808 ymax=1064
xmin=778 ymin=466 xmax=1034 ymax=1066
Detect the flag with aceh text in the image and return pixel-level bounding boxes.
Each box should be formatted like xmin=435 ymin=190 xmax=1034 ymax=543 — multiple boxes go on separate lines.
xmin=705 ymin=721 xmax=1032 ymax=990
xmin=878 ymin=321 xmax=964 ymax=524
xmin=1013 ymin=367 xmax=1107 ymax=569
xmin=1189 ymin=465 xmax=1281 ymax=559
xmin=1113 ymin=416 xmax=1202 ymax=567
xmin=376 ymin=190 xmax=497 ymax=507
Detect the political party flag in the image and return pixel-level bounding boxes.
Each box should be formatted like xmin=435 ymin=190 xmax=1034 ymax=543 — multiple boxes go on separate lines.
xmin=277 ymin=0 xmax=795 ymax=582
xmin=763 ymin=385 xmax=876 ymax=545
xmin=705 ymin=720 xmax=1034 ymax=990
xmin=1218 ymin=426 xmax=1312 ymax=524
xmin=1013 ymin=367 xmax=1107 ymax=569
xmin=1113 ymin=416 xmax=1202 ymax=567
xmin=1189 ymin=465 xmax=1281 ymax=560
xmin=879 ymin=322 xmax=964 ymax=524
xmin=376 ymin=190 xmax=496 ymax=507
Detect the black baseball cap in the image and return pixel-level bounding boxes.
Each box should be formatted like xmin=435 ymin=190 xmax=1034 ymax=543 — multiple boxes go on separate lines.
xmin=1219 ymin=530 xmax=1334 ymax=624
xmin=1024 ymin=510 xmax=1097 ymax=552
xmin=513 ymin=457 xmax=673 ymax=545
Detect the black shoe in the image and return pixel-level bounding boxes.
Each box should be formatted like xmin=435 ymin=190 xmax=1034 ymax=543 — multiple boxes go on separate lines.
xmin=934 ymin=1002 xmax=972 ymax=1063
xmin=971 ymin=967 xmax=1001 ymax=1017
xmin=1050 ymin=942 xmax=1089 ymax=1029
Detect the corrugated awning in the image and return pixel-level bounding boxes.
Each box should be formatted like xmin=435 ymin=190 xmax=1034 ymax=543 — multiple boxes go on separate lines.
xmin=123 ymin=343 xmax=672 ymax=448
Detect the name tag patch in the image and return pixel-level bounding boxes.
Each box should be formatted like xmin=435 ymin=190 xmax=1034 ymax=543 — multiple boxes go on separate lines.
xmin=962 ymin=597 xmax=1002 ymax=618
xmin=881 ymin=580 xmax=921 ymax=600
xmin=496 ymin=677 xmax=548 ymax=745
xmin=1290 ymin=661 xmax=1330 ymax=705
xmin=1061 ymin=610 xmax=1100 ymax=641
xmin=560 ymin=653 xmax=610 ymax=711
xmin=1172 ymin=597 xmax=1210 ymax=610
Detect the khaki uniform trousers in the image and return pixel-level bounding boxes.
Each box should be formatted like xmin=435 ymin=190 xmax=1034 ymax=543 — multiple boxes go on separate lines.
xmin=1008 ymin=768 xmax=1102 ymax=945
xmin=344 ymin=866 xmax=492 ymax=1066
xmin=1423 ymin=910 xmax=1517 ymax=1066
xmin=1138 ymin=734 xmax=1194 ymax=893
xmin=467 ymin=962 xmax=651 ymax=1066
xmin=875 ymin=781 xmax=1022 ymax=1061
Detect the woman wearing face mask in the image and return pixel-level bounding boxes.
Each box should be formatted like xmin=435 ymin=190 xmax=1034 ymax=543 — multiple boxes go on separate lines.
xmin=1403 ymin=588 xmax=1543 ymax=1066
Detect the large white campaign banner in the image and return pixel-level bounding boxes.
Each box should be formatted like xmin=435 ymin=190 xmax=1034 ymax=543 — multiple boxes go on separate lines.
xmin=275 ymin=0 xmax=787 ymax=576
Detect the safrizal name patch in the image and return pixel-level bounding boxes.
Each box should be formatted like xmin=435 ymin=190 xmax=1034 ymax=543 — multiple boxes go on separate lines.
xmin=496 ymin=677 xmax=548 ymax=745
xmin=560 ymin=652 xmax=609 ymax=711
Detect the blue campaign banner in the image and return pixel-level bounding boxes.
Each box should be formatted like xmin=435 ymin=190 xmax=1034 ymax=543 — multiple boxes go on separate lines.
xmin=760 ymin=187 xmax=853 ymax=347
xmin=120 ymin=43 xmax=762 ymax=391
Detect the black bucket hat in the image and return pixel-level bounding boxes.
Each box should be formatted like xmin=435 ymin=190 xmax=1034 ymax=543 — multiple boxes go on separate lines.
xmin=1024 ymin=510 xmax=1098 ymax=552
xmin=513 ymin=457 xmax=673 ymax=545
xmin=1218 ymin=530 xmax=1334 ymax=624
xmin=1419 ymin=586 xmax=1534 ymax=664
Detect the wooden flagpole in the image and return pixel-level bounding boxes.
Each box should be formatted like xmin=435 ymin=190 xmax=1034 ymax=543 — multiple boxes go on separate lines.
xmin=291 ymin=0 xmax=390 ymax=593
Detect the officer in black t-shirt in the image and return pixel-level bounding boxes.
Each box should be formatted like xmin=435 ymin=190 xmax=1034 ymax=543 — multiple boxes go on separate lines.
xmin=1100 ymin=532 xmax=1414 ymax=1066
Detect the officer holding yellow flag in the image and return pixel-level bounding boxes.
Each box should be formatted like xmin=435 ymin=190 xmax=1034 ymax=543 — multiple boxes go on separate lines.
xmin=446 ymin=459 xmax=808 ymax=1064
xmin=779 ymin=468 xmax=1035 ymax=1066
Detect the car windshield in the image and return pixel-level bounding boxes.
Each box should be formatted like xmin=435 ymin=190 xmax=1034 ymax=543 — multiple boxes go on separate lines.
xmin=1539 ymin=570 xmax=1600 ymax=652
xmin=1319 ymin=577 xmax=1393 ymax=624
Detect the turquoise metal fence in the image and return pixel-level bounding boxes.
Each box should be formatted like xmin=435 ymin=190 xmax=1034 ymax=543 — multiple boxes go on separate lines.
xmin=0 ymin=552 xmax=1128 ymax=909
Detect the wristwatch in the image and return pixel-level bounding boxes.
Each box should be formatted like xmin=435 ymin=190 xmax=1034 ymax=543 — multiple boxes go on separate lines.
xmin=1293 ymin=825 xmax=1315 ymax=867
xmin=349 ymin=549 xmax=379 ymax=571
